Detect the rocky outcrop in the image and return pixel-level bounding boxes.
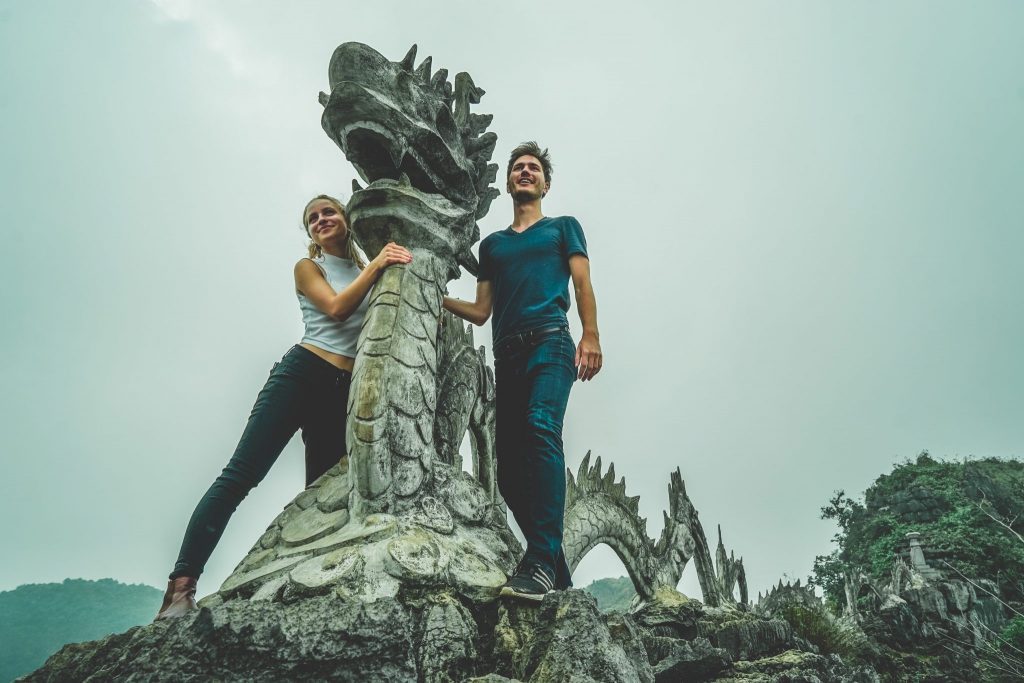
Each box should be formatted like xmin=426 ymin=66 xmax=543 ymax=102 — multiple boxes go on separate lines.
xmin=25 ymin=587 xmax=880 ymax=682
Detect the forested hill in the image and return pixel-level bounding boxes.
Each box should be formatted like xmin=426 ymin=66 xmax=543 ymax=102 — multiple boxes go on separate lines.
xmin=583 ymin=576 xmax=637 ymax=612
xmin=0 ymin=578 xmax=162 ymax=682
xmin=813 ymin=452 xmax=1024 ymax=607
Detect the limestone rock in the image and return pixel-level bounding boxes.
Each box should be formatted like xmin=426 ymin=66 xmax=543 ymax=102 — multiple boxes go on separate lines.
xmin=491 ymin=590 xmax=654 ymax=683
xmin=23 ymin=595 xmax=419 ymax=683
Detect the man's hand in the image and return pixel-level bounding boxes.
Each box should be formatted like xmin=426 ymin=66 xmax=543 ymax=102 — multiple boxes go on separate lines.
xmin=575 ymin=332 xmax=603 ymax=381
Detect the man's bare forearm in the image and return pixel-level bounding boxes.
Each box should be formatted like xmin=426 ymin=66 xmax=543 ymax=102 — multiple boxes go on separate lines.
xmin=443 ymin=296 xmax=488 ymax=326
xmin=574 ymin=281 xmax=600 ymax=339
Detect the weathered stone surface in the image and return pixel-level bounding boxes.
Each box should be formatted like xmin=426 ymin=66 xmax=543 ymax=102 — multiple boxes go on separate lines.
xmin=729 ymin=650 xmax=830 ymax=680
xmin=293 ymin=486 xmax=320 ymax=510
xmin=447 ymin=470 xmax=490 ymax=523
xmin=275 ymin=512 xmax=396 ymax=559
xmin=650 ymin=636 xmax=730 ymax=682
xmin=697 ymin=608 xmax=794 ymax=662
xmin=316 ymin=469 xmax=352 ymax=512
xmin=386 ymin=530 xmax=447 ymax=581
xmin=219 ymin=555 xmax=306 ymax=595
xmin=288 ymin=546 xmax=363 ymax=593
xmin=280 ymin=506 xmax=349 ymax=545
xmin=257 ymin=524 xmax=281 ymax=549
xmin=491 ymin=590 xmax=654 ymax=683
xmin=24 ymin=595 xmax=418 ymax=683
xmin=634 ymin=588 xmax=813 ymax=681
xmin=416 ymin=593 xmax=479 ymax=683
xmin=634 ymin=587 xmax=703 ymax=639
xmin=414 ymin=495 xmax=455 ymax=534
xmin=28 ymin=580 xmax=883 ymax=682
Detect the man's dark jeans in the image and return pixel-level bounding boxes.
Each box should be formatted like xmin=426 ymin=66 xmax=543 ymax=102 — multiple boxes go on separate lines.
xmin=170 ymin=345 xmax=350 ymax=580
xmin=494 ymin=325 xmax=576 ymax=584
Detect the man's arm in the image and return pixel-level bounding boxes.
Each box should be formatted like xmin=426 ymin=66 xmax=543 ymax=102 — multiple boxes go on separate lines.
xmin=569 ymin=254 xmax=602 ymax=381
xmin=443 ymin=280 xmax=494 ymax=326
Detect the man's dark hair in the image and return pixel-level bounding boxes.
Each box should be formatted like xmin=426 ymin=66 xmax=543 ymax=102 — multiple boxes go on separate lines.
xmin=506 ymin=141 xmax=553 ymax=183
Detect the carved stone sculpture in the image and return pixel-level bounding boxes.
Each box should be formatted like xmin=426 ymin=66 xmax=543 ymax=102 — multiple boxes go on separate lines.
xmin=198 ymin=40 xmax=750 ymax=614
xmin=202 ymin=44 xmax=516 ymax=604
xmin=562 ymin=452 xmax=748 ymax=608
xmin=320 ymin=42 xmax=498 ymax=517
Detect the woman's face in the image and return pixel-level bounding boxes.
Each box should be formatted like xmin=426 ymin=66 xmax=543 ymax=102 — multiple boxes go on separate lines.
xmin=304 ymin=199 xmax=348 ymax=248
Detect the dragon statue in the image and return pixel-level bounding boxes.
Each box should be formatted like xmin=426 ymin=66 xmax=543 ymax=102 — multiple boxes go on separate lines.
xmin=318 ymin=42 xmax=498 ymax=517
xmin=563 ymin=452 xmax=748 ymax=607
xmin=206 ymin=42 xmax=747 ymax=612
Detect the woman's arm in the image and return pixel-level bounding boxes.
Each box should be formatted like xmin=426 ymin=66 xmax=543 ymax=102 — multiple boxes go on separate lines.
xmin=442 ymin=280 xmax=494 ymax=326
xmin=294 ymin=242 xmax=412 ymax=321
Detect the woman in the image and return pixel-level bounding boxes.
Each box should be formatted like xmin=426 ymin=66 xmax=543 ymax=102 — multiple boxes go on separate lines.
xmin=155 ymin=194 xmax=412 ymax=620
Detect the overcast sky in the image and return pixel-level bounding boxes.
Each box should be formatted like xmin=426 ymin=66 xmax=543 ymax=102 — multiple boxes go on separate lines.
xmin=2 ymin=0 xmax=1022 ymax=602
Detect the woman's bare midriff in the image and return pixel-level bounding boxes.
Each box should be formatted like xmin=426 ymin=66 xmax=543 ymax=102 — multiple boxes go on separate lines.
xmin=300 ymin=343 xmax=355 ymax=372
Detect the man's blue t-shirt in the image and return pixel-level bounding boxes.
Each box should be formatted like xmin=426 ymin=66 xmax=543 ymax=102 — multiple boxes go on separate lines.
xmin=477 ymin=215 xmax=588 ymax=344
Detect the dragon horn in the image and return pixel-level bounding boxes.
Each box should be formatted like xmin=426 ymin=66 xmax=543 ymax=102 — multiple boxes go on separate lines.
xmin=431 ymin=68 xmax=448 ymax=92
xmin=415 ymin=56 xmax=432 ymax=82
xmin=399 ymin=44 xmax=417 ymax=72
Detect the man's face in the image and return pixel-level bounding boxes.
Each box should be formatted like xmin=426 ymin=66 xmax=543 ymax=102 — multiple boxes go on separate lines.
xmin=507 ymin=154 xmax=549 ymax=201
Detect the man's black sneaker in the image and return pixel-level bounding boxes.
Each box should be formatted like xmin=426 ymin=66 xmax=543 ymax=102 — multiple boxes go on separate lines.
xmin=499 ymin=563 xmax=554 ymax=602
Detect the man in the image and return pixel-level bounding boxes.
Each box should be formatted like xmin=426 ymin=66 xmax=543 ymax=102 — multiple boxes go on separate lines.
xmin=443 ymin=141 xmax=602 ymax=600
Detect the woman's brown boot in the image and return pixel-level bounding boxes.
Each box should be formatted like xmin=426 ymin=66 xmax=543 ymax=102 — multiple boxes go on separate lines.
xmin=154 ymin=576 xmax=198 ymax=621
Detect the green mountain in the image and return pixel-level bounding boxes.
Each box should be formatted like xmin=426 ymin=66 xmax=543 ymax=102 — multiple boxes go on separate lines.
xmin=812 ymin=452 xmax=1024 ymax=608
xmin=0 ymin=578 xmax=162 ymax=682
xmin=582 ymin=575 xmax=637 ymax=613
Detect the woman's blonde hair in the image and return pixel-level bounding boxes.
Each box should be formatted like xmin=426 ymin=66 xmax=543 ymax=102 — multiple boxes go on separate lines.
xmin=302 ymin=194 xmax=366 ymax=268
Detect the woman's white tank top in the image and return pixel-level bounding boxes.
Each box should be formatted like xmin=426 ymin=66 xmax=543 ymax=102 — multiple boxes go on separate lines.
xmin=297 ymin=253 xmax=368 ymax=357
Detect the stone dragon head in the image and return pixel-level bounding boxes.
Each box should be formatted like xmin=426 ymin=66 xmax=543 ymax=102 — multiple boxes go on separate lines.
xmin=319 ymin=43 xmax=499 ymax=280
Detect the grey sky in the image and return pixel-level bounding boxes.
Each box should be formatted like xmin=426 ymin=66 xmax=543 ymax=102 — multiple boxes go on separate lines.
xmin=1 ymin=0 xmax=1022 ymax=601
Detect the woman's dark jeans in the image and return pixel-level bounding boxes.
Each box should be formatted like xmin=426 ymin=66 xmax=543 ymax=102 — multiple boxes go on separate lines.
xmin=494 ymin=326 xmax=576 ymax=584
xmin=170 ymin=345 xmax=350 ymax=580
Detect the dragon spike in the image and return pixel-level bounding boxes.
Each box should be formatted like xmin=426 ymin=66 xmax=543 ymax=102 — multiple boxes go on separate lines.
xmin=399 ymin=44 xmax=417 ymax=72
xmin=475 ymin=184 xmax=499 ymax=221
xmin=415 ymin=56 xmax=432 ymax=82
xmin=466 ymin=131 xmax=498 ymax=161
xmin=431 ymin=68 xmax=449 ymax=92
xmin=398 ymin=172 xmax=412 ymax=187
xmin=577 ymin=450 xmax=592 ymax=481
xmin=318 ymin=91 xmax=329 ymax=107
xmin=593 ymin=455 xmax=603 ymax=480
xmin=352 ymin=179 xmax=364 ymax=192
xmin=467 ymin=112 xmax=494 ymax=138
xmin=480 ymin=163 xmax=498 ymax=187
xmin=453 ymin=72 xmax=485 ymax=129
xmin=604 ymin=462 xmax=616 ymax=487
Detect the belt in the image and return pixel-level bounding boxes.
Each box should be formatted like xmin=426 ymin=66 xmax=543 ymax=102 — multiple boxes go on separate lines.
xmin=493 ymin=325 xmax=567 ymax=358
